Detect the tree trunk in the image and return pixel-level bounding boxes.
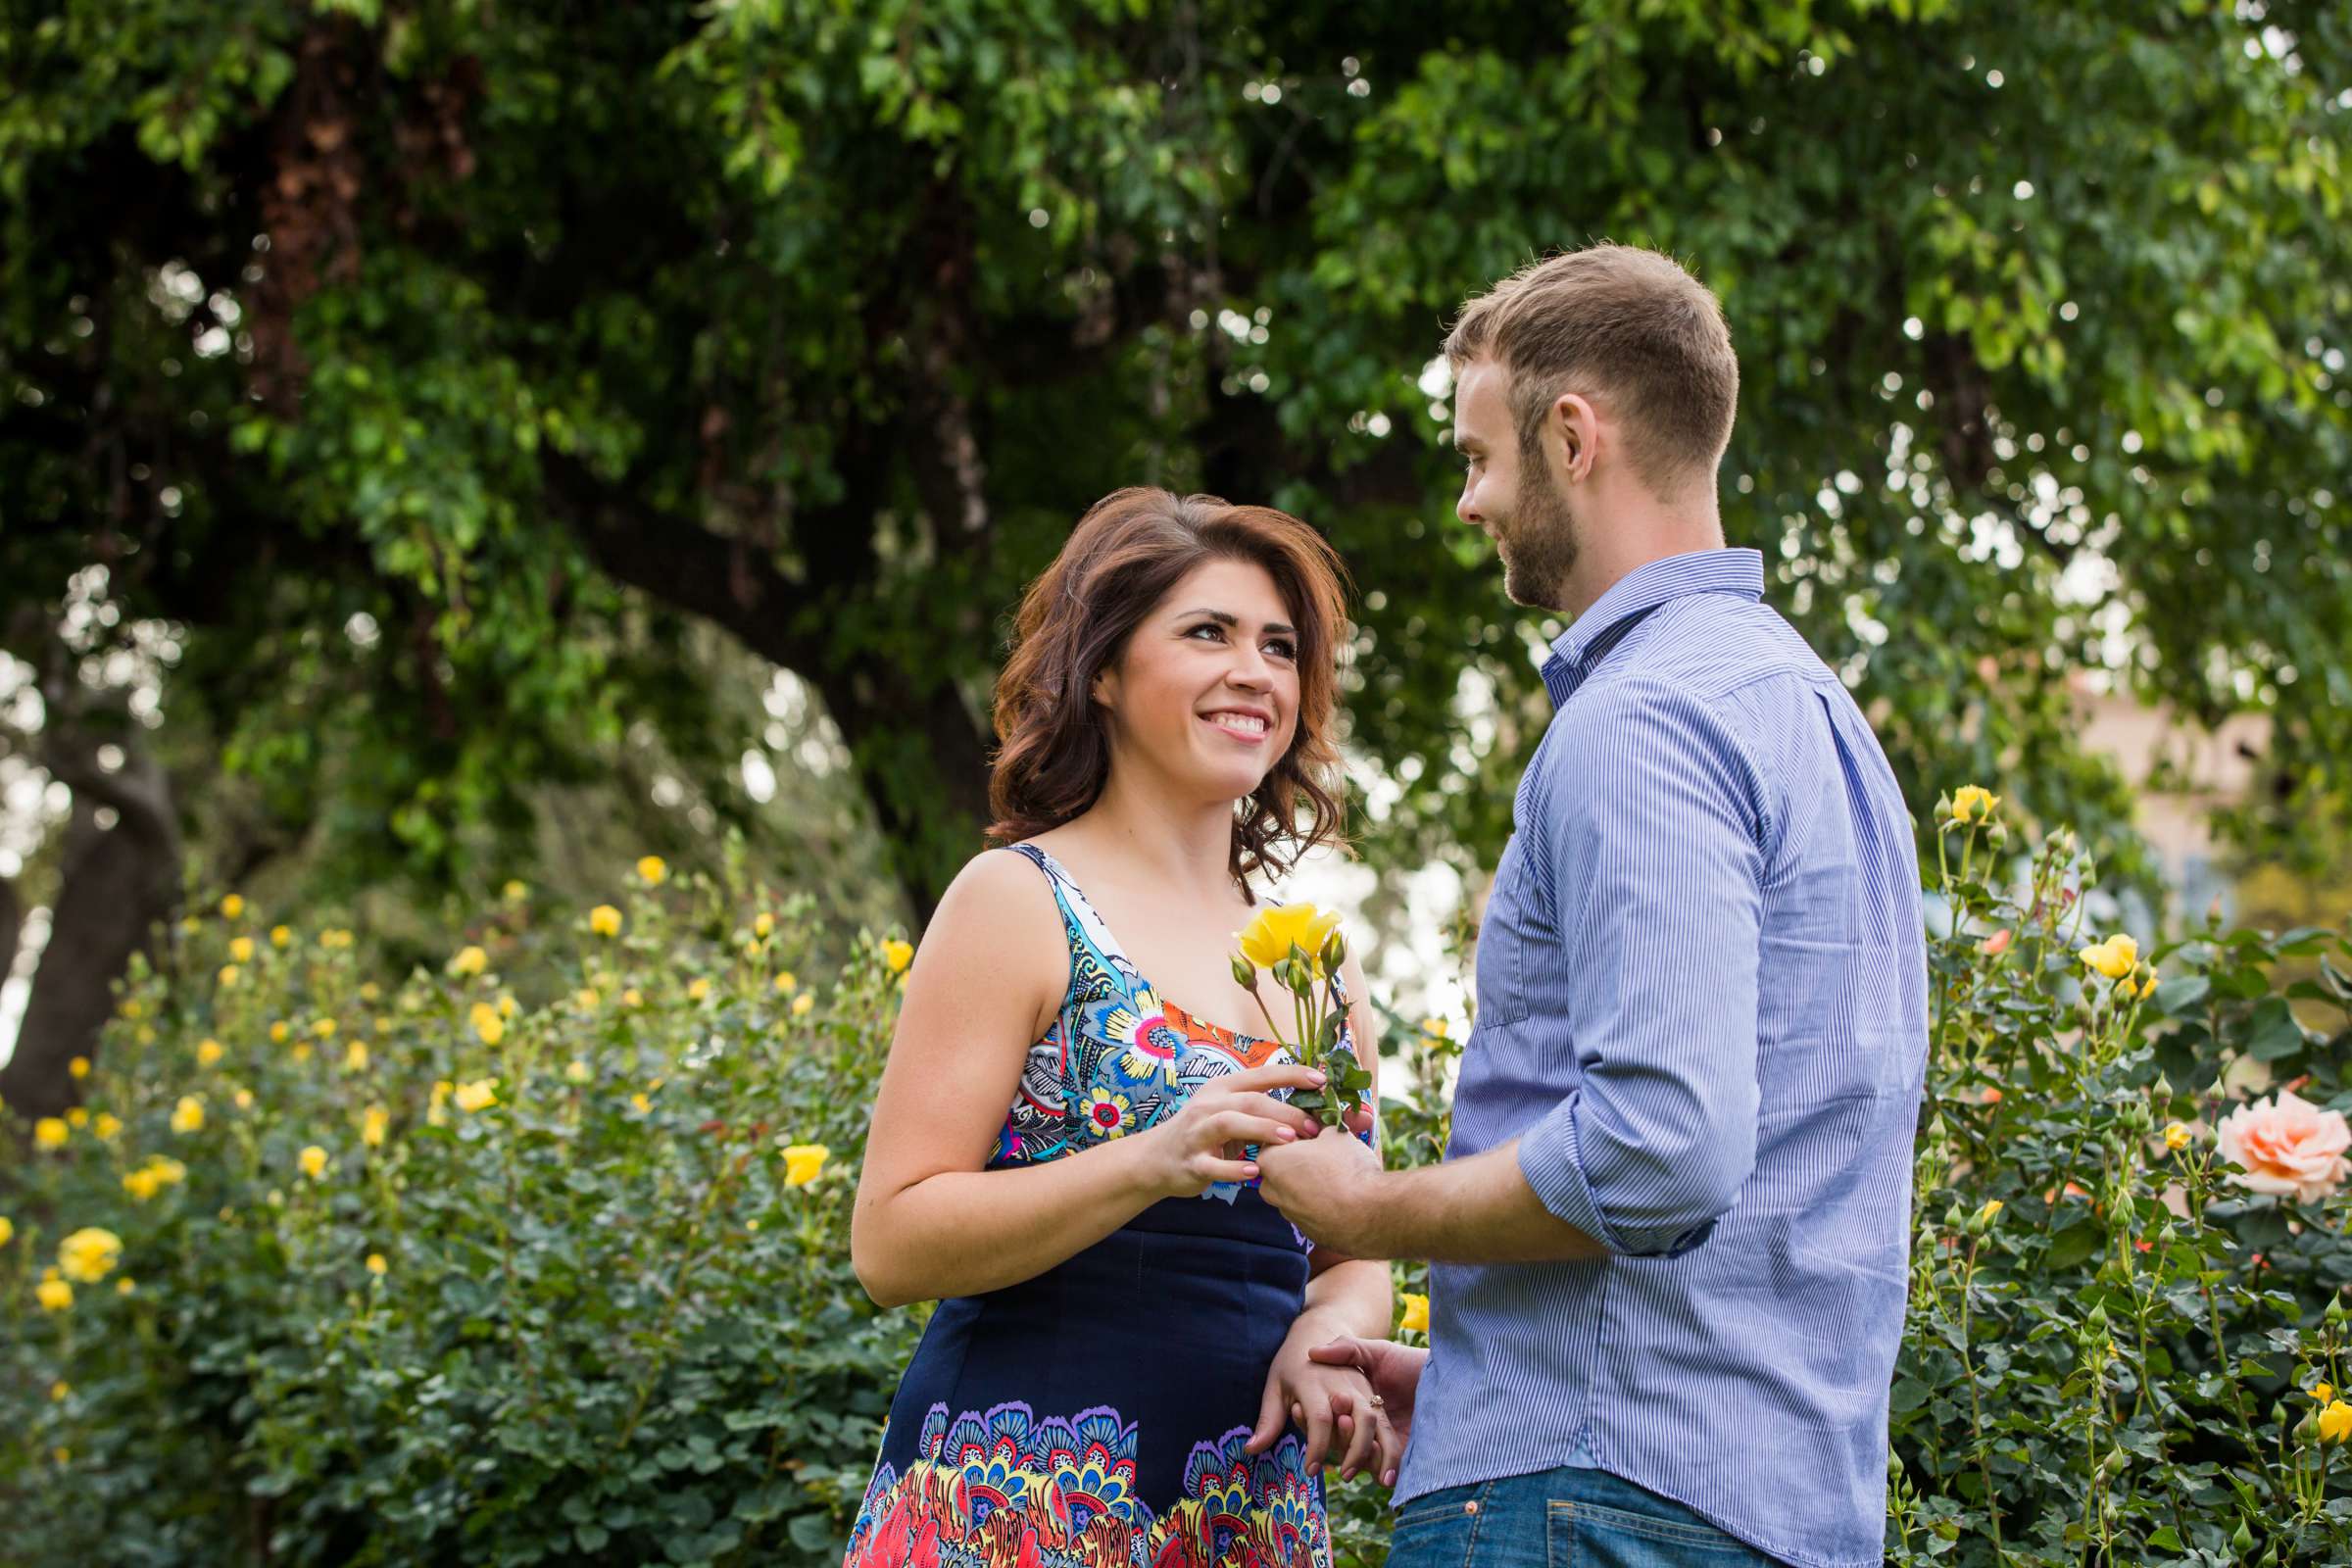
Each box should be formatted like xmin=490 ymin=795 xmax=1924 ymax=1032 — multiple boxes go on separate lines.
xmin=0 ymin=722 xmax=181 ymax=1119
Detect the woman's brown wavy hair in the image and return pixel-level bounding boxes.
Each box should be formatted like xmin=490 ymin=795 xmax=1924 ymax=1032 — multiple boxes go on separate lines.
xmin=987 ymin=487 xmax=1350 ymax=893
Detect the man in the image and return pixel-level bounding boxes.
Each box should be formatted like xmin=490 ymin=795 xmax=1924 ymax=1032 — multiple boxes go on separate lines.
xmin=1255 ymin=243 xmax=1928 ymax=1568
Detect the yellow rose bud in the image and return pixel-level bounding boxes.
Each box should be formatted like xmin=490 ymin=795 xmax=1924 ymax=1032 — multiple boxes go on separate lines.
xmin=196 ymin=1039 xmax=223 ymax=1067
xmin=589 ymin=905 xmax=622 ymax=938
xmin=220 ymin=894 xmax=244 ymax=919
xmin=782 ymin=1144 xmax=830 ymax=1186
xmin=233 ymin=1088 xmax=253 ymax=1110
xmin=217 ymin=963 xmax=240 ymax=988
xmin=270 ymin=925 xmax=291 ymax=948
xmin=69 ymin=1055 xmax=91 ymax=1080
xmin=791 ymin=992 xmax=814 ymax=1018
xmin=229 ymin=936 xmax=255 ymax=962
xmin=754 ymin=912 xmax=774 ymax=939
xmin=172 ymin=1095 xmax=205 ymax=1134
xmin=366 ymin=1252 xmax=388 ymax=1276
xmin=454 ymin=1078 xmax=499 ymax=1113
xmin=687 ymin=977 xmax=710 ymax=1002
xmin=773 ymin=971 xmax=798 ymax=995
xmin=503 ymin=879 xmax=527 ymax=901
xmin=1399 ymin=1293 xmax=1430 ymax=1334
xmin=448 ymin=945 xmax=489 ymax=978
xmin=576 ymin=987 xmax=601 ymax=1009
xmin=631 ymin=1093 xmax=652 ymax=1114
xmin=469 ymin=1001 xmax=505 ymax=1047
xmin=344 ymin=1041 xmax=368 ymax=1072
xmin=621 ymin=987 xmax=643 ymax=1007
xmin=34 ymin=1117 xmax=68 ymax=1151
xmin=362 ymin=1105 xmax=390 ymax=1148
xmin=67 ymin=1107 xmax=88 ymax=1128
xmin=270 ymin=1020 xmax=290 ymax=1044
xmin=883 ymin=939 xmax=914 ymax=974
xmin=497 ymin=993 xmax=516 ymax=1018
xmin=636 ymin=855 xmax=667 ymax=885
xmin=299 ymin=1146 xmax=329 ymax=1180
xmin=2164 ymin=1122 xmax=2193 ymax=1152
xmin=115 ymin=1277 xmax=134 ymax=1295
xmin=51 ymin=1380 xmax=71 ymax=1401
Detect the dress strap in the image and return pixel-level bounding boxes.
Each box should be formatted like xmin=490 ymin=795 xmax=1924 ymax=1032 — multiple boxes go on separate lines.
xmin=998 ymin=843 xmax=1143 ymax=998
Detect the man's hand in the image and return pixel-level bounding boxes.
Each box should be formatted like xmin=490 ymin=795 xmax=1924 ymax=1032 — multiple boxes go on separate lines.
xmin=1254 ymin=1120 xmax=1386 ymax=1256
xmin=1305 ymin=1335 xmax=1428 ymax=1452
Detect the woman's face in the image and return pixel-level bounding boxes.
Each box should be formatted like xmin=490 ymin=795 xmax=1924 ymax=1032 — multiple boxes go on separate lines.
xmin=1094 ymin=557 xmax=1303 ymax=804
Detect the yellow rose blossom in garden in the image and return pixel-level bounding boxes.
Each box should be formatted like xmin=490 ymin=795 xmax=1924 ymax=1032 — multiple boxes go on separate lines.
xmin=1979 ymin=1199 xmax=2003 ymax=1224
xmin=116 ymin=1277 xmax=134 ymax=1295
xmin=171 ymin=1095 xmax=205 ymax=1134
xmin=498 ymin=993 xmax=517 ymax=1018
xmin=37 ymin=1275 xmax=73 ymax=1312
xmin=565 ymin=1059 xmax=591 ymax=1084
xmin=469 ymin=1001 xmax=505 ymax=1046
xmin=313 ymin=1016 xmax=336 ymax=1038
xmin=291 ymin=1042 xmax=311 ymax=1063
xmin=454 ymin=1077 xmax=499 ymax=1112
xmin=687 ymin=977 xmax=710 ymax=1002
xmin=220 ymin=893 xmax=244 ymax=918
xmin=232 ymin=1088 xmax=253 ymax=1110
xmin=58 ymin=1226 xmax=122 ymax=1283
xmin=69 ymin=1055 xmax=90 ymax=1080
xmin=196 ymin=1038 xmax=222 ymax=1066
xmin=773 ymin=970 xmax=798 ymax=994
xmin=1420 ymin=1017 xmax=1449 ymax=1039
xmin=883 ymin=939 xmax=914 ymax=974
xmin=1399 ymin=1293 xmax=1430 ymax=1334
xmin=621 ymin=986 xmax=643 ymax=1006
xmin=449 ymin=944 xmax=488 ymax=977
xmin=2078 ymin=933 xmax=2139 ymax=981
xmin=217 ymin=962 xmax=240 ymax=987
xmin=362 ymin=1105 xmax=389 ymax=1147
xmin=67 ymin=1107 xmax=88 ymax=1128
xmin=360 ymin=982 xmax=380 ymax=1002
xmin=1949 ymin=784 xmax=2000 ymax=822
xmin=2165 ymin=1122 xmax=2193 ymax=1152
xmin=229 ymin=936 xmax=254 ymax=962
xmin=503 ymin=879 xmax=527 ymax=901
xmin=576 ymin=987 xmax=601 ymax=1008
xmin=2314 ymin=1382 xmax=2336 ymax=1403
xmin=631 ymin=1092 xmax=652 ymax=1114
xmin=299 ymin=1146 xmax=330 ymax=1179
xmin=637 ymin=855 xmax=667 ymax=884
xmin=782 ymin=1143 xmax=830 ymax=1186
xmin=270 ymin=1020 xmax=289 ymax=1044
xmin=52 ymin=1380 xmax=71 ymax=1401
xmin=0 ymin=1215 xmax=13 ymax=1247
xmin=345 ymin=1041 xmax=368 ymax=1072
xmin=754 ymin=911 xmax=774 ymax=939
xmin=1236 ymin=904 xmax=1344 ymax=970
xmin=427 ymin=1080 xmax=452 ymax=1127
xmin=791 ymin=992 xmax=814 ymax=1017
xmin=590 ymin=904 xmax=622 ymax=936
xmin=270 ymin=924 xmax=291 ymax=947
xmin=34 ymin=1117 xmax=68 ymax=1150
xmin=367 ymin=1253 xmax=388 ymax=1276
xmin=2323 ymin=1400 xmax=2352 ymax=1445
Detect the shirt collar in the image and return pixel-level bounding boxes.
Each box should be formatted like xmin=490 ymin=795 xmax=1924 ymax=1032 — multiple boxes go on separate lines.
xmin=1540 ymin=547 xmax=1766 ymax=709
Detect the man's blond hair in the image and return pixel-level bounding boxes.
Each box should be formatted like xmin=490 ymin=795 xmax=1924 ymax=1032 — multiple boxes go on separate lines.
xmin=1446 ymin=244 xmax=1738 ymax=497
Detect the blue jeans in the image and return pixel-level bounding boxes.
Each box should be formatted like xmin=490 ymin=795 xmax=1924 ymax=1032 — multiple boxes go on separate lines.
xmin=1382 ymin=1466 xmax=1783 ymax=1568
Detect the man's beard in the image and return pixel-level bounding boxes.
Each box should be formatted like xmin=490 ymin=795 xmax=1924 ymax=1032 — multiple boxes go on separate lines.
xmin=1495 ymin=441 xmax=1581 ymax=612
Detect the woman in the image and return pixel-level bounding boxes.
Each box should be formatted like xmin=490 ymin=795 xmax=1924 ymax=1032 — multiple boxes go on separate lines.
xmin=845 ymin=488 xmax=1397 ymax=1568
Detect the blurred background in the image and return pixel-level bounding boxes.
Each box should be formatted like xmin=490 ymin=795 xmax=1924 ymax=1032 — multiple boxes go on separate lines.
xmin=3 ymin=0 xmax=2348 ymax=1105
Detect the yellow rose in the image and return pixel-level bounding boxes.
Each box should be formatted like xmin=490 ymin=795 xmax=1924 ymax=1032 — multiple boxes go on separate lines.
xmin=2078 ymin=934 xmax=2139 ymax=981
xmin=313 ymin=1017 xmax=336 ymax=1039
xmin=299 ymin=1145 xmax=330 ymax=1180
xmin=754 ymin=911 xmax=774 ymax=939
xmin=621 ymin=987 xmax=643 ymax=1007
xmin=589 ymin=905 xmax=622 ymax=938
xmin=883 ymin=939 xmax=914 ymax=974
xmin=122 ymin=1168 xmax=161 ymax=1201
xmin=34 ymin=1117 xmax=68 ymax=1151
xmin=69 ymin=1055 xmax=91 ymax=1080
xmin=791 ymin=992 xmax=814 ymax=1018
xmin=454 ymin=1077 xmax=500 ymax=1113
xmin=782 ymin=1143 xmax=830 ymax=1187
xmin=58 ymin=1226 xmax=122 ymax=1283
xmin=196 ymin=1038 xmax=223 ymax=1067
xmin=497 ymin=993 xmax=517 ymax=1018
xmin=1948 ymin=785 xmax=2001 ymax=823
xmin=637 ymin=855 xmax=667 ymax=885
xmin=270 ymin=925 xmax=292 ymax=948
xmin=233 ymin=1088 xmax=253 ymax=1111
xmin=171 ymin=1095 xmax=206 ymax=1134
xmin=2164 ymin=1122 xmax=2193 ymax=1152
xmin=67 ymin=1107 xmax=88 ymax=1128
xmin=360 ymin=982 xmax=380 ymax=1003
xmin=229 ymin=936 xmax=255 ymax=963
xmin=469 ymin=1001 xmax=505 ymax=1047
xmin=362 ymin=1105 xmax=390 ymax=1148
xmin=1399 ymin=1293 xmax=1430 ymax=1335
xmin=2313 ymin=1382 xmax=2336 ymax=1403
xmin=220 ymin=893 xmax=244 ymax=919
xmin=687 ymin=977 xmax=711 ymax=1003
xmin=270 ymin=1020 xmax=290 ymax=1044
xmin=366 ymin=1252 xmax=388 ymax=1276
xmin=773 ymin=971 xmax=798 ymax=995
xmin=1237 ymin=904 xmax=1345 ymax=971
xmin=0 ymin=1215 xmax=13 ymax=1247
xmin=151 ymin=1155 xmax=186 ymax=1187
xmin=576 ymin=987 xmax=601 ymax=1009
xmin=503 ymin=879 xmax=528 ymax=901
xmin=449 ymin=944 xmax=489 ymax=978
xmin=565 ymin=1059 xmax=591 ymax=1084
xmin=116 ymin=1277 xmax=134 ymax=1295
xmin=1419 ymin=1017 xmax=1449 ymax=1040
xmin=291 ymin=1043 xmax=312 ymax=1063
xmin=2323 ymin=1400 xmax=2352 ymax=1445
xmin=217 ymin=963 xmax=240 ymax=988
xmin=51 ymin=1380 xmax=70 ymax=1401
xmin=37 ymin=1276 xmax=73 ymax=1312
xmin=631 ymin=1093 xmax=652 ymax=1114
xmin=345 ymin=1041 xmax=369 ymax=1072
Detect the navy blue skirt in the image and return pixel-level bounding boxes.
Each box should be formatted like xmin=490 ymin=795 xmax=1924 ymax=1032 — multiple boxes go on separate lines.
xmin=843 ymin=1188 xmax=1330 ymax=1568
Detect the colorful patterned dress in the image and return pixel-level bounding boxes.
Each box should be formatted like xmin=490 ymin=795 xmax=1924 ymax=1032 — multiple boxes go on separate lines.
xmin=843 ymin=843 xmax=1366 ymax=1568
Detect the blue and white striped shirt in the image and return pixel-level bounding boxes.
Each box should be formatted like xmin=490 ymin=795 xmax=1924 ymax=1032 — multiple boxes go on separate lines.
xmin=1395 ymin=548 xmax=1929 ymax=1568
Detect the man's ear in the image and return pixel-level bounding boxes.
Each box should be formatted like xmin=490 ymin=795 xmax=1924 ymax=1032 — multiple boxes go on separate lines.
xmin=1551 ymin=391 xmax=1600 ymax=484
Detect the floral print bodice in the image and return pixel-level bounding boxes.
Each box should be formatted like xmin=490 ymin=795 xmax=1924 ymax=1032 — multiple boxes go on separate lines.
xmin=991 ymin=844 xmax=1362 ymax=1206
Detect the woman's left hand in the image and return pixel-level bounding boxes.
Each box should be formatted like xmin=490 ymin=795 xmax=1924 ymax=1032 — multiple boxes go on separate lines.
xmin=1244 ymin=1319 xmax=1403 ymax=1485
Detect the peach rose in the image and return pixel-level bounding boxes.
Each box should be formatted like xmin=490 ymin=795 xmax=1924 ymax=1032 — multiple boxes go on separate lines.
xmin=2214 ymin=1090 xmax=2352 ymax=1203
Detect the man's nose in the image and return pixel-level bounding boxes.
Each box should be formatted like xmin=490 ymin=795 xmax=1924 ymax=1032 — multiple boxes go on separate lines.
xmin=1456 ymin=483 xmax=1481 ymax=527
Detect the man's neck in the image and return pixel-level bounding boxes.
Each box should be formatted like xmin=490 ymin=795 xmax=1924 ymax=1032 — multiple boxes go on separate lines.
xmin=1562 ymin=507 xmax=1727 ymax=621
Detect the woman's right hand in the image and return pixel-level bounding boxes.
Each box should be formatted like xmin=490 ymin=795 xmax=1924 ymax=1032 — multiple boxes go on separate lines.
xmin=1143 ymin=1062 xmax=1330 ymax=1198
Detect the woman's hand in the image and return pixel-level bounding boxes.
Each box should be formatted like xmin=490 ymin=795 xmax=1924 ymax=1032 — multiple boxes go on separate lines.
xmin=1245 ymin=1316 xmax=1404 ymax=1485
xmin=1304 ymin=1335 xmax=1426 ymax=1451
xmin=1140 ymin=1062 xmax=1329 ymax=1199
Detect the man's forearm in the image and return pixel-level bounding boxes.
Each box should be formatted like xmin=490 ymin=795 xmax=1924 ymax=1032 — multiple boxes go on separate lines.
xmin=1355 ymin=1138 xmax=1610 ymax=1263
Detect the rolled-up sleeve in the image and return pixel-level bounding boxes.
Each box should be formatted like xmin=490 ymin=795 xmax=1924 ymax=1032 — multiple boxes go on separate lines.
xmin=1515 ymin=677 xmax=1766 ymax=1259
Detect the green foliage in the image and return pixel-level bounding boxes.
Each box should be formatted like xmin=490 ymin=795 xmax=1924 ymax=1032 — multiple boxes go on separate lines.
xmin=7 ymin=806 xmax=2352 ymax=1565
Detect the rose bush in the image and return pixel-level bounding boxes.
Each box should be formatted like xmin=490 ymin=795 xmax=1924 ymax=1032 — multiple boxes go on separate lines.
xmin=4 ymin=801 xmax=2349 ymax=1565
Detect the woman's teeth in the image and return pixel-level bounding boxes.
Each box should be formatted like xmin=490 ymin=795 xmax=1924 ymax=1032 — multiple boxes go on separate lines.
xmin=1206 ymin=712 xmax=1268 ymax=738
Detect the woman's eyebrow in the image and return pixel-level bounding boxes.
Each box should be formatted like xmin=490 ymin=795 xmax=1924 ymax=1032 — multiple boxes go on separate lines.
xmin=1181 ymin=608 xmax=1296 ymax=637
